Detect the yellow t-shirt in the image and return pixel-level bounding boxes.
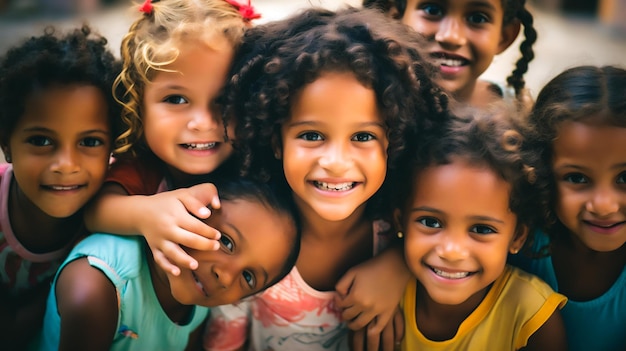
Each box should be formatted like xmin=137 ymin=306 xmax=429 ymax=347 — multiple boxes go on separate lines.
xmin=401 ymin=265 xmax=567 ymax=351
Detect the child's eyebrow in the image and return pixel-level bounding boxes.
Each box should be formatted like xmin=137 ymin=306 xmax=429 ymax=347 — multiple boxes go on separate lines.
xmin=468 ymin=215 xmax=504 ymax=224
xmin=468 ymin=1 xmax=498 ymax=12
xmin=21 ymin=126 xmax=109 ymax=136
xmin=224 ymin=222 xmax=269 ymax=287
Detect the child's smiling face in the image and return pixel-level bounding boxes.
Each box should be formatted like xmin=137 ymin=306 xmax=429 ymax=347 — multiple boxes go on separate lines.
xmin=6 ymin=84 xmax=111 ymax=218
xmin=166 ymin=197 xmax=296 ymax=306
xmin=400 ymin=0 xmax=517 ymax=101
xmin=552 ymin=120 xmax=626 ymax=252
xmin=401 ymin=159 xmax=526 ymax=306
xmin=279 ymin=71 xmax=389 ymax=222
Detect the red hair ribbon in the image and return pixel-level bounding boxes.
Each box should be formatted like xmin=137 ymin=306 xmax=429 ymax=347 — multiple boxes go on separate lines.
xmin=224 ymin=0 xmax=261 ymax=21
xmin=139 ymin=0 xmax=153 ymax=14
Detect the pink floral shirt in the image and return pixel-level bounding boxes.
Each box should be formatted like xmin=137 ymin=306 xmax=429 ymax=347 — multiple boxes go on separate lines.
xmin=204 ymin=220 xmax=391 ymax=351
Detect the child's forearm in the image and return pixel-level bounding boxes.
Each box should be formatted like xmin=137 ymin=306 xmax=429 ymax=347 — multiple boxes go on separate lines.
xmin=84 ymin=184 xmax=148 ymax=235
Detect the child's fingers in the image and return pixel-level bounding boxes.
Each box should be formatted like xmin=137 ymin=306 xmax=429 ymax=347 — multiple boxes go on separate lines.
xmin=186 ymin=183 xmax=221 ymax=211
xmin=393 ymin=307 xmax=405 ymax=345
xmin=334 ymin=269 xmax=355 ymax=298
xmin=159 ymin=241 xmax=199 ymax=270
xmin=153 ymin=249 xmax=182 ymax=276
xmin=346 ymin=309 xmax=376 ymax=331
xmin=180 ymin=219 xmax=221 ymax=245
xmin=365 ymin=317 xmax=381 ymax=351
xmin=380 ymin=318 xmax=396 ymax=351
xmin=340 ymin=304 xmax=360 ymax=323
xmin=349 ymin=329 xmax=365 ymax=351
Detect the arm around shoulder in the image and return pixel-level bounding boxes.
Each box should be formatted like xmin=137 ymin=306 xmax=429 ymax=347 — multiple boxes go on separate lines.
xmin=55 ymin=257 xmax=118 ymax=351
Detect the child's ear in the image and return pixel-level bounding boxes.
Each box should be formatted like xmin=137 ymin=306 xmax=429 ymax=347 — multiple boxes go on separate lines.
xmin=497 ymin=19 xmax=521 ymax=54
xmin=509 ymin=224 xmax=528 ymax=254
xmin=271 ymin=134 xmax=282 ymax=160
xmin=1 ymin=146 xmax=11 ymax=163
xmin=393 ymin=208 xmax=403 ymax=231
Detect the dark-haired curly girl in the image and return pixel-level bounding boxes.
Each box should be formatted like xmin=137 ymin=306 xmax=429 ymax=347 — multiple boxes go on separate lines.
xmin=364 ymin=0 xmax=536 ymax=110
xmin=204 ymin=6 xmax=449 ymax=351
xmin=0 ymin=25 xmax=120 ymax=349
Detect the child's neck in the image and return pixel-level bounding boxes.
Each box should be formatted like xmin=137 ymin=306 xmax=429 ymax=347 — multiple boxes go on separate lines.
xmin=294 ymin=200 xmax=374 ymax=291
xmin=415 ymin=279 xmax=491 ymax=342
xmin=296 ymin=201 xmax=369 ymax=241
xmin=551 ymin=226 xmax=626 ymax=301
xmin=146 ymin=248 xmax=194 ymax=325
xmin=9 ymin=180 xmax=81 ymax=254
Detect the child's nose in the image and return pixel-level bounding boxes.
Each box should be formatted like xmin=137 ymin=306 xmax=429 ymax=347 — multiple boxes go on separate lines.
xmin=318 ymin=142 xmax=353 ymax=174
xmin=435 ymin=17 xmax=466 ymax=48
xmin=586 ymin=186 xmax=620 ymax=217
xmin=435 ymin=232 xmax=470 ymax=261
xmin=188 ymin=106 xmax=219 ymax=132
xmin=212 ymin=265 xmax=236 ymax=289
xmin=51 ymin=146 xmax=80 ymax=174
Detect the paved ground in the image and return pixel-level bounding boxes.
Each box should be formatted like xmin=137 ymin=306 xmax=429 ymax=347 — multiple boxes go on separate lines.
xmin=1 ymin=0 xmax=625 ymax=95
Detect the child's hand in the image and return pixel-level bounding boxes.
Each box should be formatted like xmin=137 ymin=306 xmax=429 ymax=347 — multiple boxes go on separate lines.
xmin=349 ymin=306 xmax=404 ymax=351
xmin=138 ymin=183 xmax=222 ymax=276
xmin=335 ymin=246 xmax=411 ymax=345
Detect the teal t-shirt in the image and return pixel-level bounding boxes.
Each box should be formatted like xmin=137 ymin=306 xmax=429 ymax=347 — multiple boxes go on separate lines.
xmin=39 ymin=233 xmax=209 ymax=350
xmin=510 ymin=230 xmax=626 ymax=351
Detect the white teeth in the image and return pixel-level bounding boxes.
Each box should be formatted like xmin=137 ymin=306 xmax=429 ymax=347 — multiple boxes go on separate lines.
xmin=433 ymin=268 xmax=470 ymax=279
xmin=192 ymin=273 xmax=208 ymax=296
xmin=184 ymin=142 xmax=216 ymax=150
xmin=314 ymin=181 xmax=355 ymax=191
xmin=50 ymin=185 xmax=79 ymax=191
xmin=434 ymin=58 xmax=464 ymax=67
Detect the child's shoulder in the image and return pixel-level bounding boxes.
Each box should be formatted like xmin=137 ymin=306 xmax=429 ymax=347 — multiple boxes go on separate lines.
xmin=68 ymin=233 xmax=146 ymax=282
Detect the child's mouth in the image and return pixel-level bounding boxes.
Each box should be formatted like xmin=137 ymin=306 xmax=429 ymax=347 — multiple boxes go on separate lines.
xmin=430 ymin=53 xmax=469 ymax=67
xmin=182 ymin=142 xmax=217 ymax=150
xmin=313 ymin=181 xmax=356 ymax=191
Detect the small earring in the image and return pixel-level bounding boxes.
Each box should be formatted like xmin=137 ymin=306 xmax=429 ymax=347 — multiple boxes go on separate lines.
xmin=397 ymin=231 xmax=404 ymax=239
xmin=511 ymin=248 xmax=519 ymax=254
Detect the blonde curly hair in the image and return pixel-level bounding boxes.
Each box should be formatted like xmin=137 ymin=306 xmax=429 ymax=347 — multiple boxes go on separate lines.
xmin=113 ymin=0 xmax=247 ymax=157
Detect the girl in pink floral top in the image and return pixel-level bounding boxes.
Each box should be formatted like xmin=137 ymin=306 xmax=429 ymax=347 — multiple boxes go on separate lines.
xmin=203 ymin=7 xmax=449 ymax=351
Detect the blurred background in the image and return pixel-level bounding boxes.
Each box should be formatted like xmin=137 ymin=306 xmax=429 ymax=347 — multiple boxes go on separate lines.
xmin=0 ymin=0 xmax=625 ymax=96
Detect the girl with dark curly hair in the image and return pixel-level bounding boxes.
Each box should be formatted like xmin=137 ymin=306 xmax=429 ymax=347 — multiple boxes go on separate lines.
xmin=510 ymin=65 xmax=626 ymax=351
xmin=203 ymin=7 xmax=449 ymax=351
xmin=394 ymin=103 xmax=567 ymax=350
xmin=364 ymin=0 xmax=536 ymax=110
xmin=0 ymin=25 xmax=120 ymax=349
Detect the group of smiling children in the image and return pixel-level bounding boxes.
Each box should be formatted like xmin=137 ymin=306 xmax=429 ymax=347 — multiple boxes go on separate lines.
xmin=0 ymin=0 xmax=624 ymax=350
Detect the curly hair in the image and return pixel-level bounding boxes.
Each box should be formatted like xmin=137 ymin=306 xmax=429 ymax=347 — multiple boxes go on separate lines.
xmin=527 ymin=66 xmax=626 ymax=237
xmin=227 ymin=6 xmax=448 ymax=177
xmin=113 ymin=0 xmax=248 ymax=157
xmin=399 ymin=103 xmax=540 ymax=238
xmin=224 ymin=7 xmax=449 ymax=218
xmin=0 ymin=25 xmax=121 ymax=146
xmin=363 ymin=0 xmax=537 ymax=99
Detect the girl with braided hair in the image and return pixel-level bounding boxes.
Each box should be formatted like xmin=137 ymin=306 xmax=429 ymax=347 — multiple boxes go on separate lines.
xmin=364 ymin=0 xmax=537 ymax=110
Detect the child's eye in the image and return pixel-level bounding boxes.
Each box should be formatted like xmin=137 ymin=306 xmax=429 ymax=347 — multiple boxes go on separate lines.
xmin=163 ymin=95 xmax=188 ymax=105
xmin=418 ymin=217 xmax=442 ymax=228
xmin=352 ymin=132 xmax=375 ymax=142
xmin=617 ymin=172 xmax=626 ymax=184
xmin=467 ymin=12 xmax=489 ymax=24
xmin=420 ymin=4 xmax=444 ymax=17
xmin=298 ymin=132 xmax=323 ymax=141
xmin=80 ymin=137 xmax=105 ymax=147
xmin=243 ymin=271 xmax=256 ymax=289
xmin=27 ymin=136 xmax=52 ymax=147
xmin=470 ymin=225 xmax=497 ymax=235
xmin=563 ymin=173 xmax=588 ymax=184
xmin=219 ymin=235 xmax=234 ymax=252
